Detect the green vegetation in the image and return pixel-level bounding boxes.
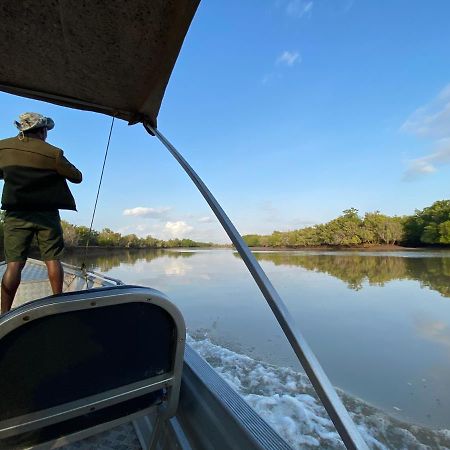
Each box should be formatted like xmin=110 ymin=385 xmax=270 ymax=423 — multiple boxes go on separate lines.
xmin=402 ymin=200 xmax=450 ymax=245
xmin=0 ymin=199 xmax=449 ymax=250
xmin=243 ymin=200 xmax=450 ymax=248
xmin=0 ymin=212 xmax=212 ymax=249
xmin=59 ymin=222 xmax=213 ymax=248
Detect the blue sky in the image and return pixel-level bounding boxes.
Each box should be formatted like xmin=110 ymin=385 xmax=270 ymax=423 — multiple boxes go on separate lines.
xmin=1 ymin=1 xmax=450 ymax=243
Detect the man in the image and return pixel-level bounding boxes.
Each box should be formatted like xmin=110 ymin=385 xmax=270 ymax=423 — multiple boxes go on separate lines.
xmin=0 ymin=112 xmax=82 ymax=313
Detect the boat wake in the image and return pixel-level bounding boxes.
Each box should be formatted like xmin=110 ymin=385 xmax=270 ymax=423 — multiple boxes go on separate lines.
xmin=188 ymin=336 xmax=450 ymax=450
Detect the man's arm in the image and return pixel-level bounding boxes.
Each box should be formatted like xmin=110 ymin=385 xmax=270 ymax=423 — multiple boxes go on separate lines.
xmin=55 ymin=150 xmax=82 ymax=184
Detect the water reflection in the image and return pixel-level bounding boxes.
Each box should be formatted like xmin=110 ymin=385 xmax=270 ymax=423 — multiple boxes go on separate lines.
xmin=251 ymin=252 xmax=450 ymax=297
xmin=64 ymin=248 xmax=195 ymax=272
xmin=416 ymin=318 xmax=450 ymax=350
xmin=63 ymin=248 xmax=450 ymax=432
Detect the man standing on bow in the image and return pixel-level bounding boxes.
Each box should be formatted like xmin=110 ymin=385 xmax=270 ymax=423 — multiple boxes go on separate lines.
xmin=0 ymin=112 xmax=82 ymax=313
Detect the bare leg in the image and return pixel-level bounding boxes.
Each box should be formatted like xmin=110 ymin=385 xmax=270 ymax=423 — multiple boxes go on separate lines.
xmin=1 ymin=261 xmax=26 ymax=313
xmin=45 ymin=260 xmax=64 ymax=295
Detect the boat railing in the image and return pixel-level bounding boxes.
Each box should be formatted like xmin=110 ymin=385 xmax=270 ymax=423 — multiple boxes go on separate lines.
xmin=64 ymin=260 xmax=126 ymax=286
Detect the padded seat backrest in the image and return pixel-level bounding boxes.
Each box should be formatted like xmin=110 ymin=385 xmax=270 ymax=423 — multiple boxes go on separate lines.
xmin=0 ymin=286 xmax=185 ymax=448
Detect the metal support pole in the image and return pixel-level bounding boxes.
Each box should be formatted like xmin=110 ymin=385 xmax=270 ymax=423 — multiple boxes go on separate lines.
xmin=144 ymin=123 xmax=369 ymax=450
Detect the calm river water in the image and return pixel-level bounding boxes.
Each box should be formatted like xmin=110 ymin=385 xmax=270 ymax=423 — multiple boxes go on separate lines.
xmin=65 ymin=248 xmax=450 ymax=449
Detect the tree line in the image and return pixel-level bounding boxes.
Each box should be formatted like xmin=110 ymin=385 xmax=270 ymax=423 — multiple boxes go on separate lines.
xmin=0 ymin=213 xmax=212 ymax=249
xmin=0 ymin=199 xmax=449 ymax=250
xmin=242 ymin=200 xmax=450 ymax=248
xmin=60 ymin=222 xmax=212 ymax=249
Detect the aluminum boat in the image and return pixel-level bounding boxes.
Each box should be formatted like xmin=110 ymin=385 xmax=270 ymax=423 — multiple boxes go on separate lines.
xmin=0 ymin=2 xmax=368 ymax=448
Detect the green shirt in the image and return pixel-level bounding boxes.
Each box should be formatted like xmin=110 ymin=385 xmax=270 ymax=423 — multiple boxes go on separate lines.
xmin=0 ymin=136 xmax=82 ymax=211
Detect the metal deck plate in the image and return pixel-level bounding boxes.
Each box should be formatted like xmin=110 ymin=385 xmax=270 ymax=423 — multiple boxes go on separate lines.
xmin=0 ymin=263 xmax=49 ymax=282
xmin=0 ymin=260 xmax=106 ymax=308
xmin=61 ymin=423 xmax=141 ymax=450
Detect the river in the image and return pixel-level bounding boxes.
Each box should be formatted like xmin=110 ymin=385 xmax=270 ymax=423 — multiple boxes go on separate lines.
xmin=64 ymin=248 xmax=450 ymax=449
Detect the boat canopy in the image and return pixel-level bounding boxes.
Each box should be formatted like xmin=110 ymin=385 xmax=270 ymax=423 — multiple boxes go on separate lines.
xmin=0 ymin=1 xmax=200 ymax=127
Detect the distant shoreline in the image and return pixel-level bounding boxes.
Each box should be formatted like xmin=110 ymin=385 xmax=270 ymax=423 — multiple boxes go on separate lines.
xmin=245 ymin=244 xmax=449 ymax=252
xmin=65 ymin=244 xmax=450 ymax=253
xmin=63 ymin=246 xmax=218 ymax=254
xmin=3 ymin=244 xmax=447 ymax=259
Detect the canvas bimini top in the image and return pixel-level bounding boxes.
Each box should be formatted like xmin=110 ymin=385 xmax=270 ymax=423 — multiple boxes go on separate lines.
xmin=0 ymin=0 xmax=200 ymax=127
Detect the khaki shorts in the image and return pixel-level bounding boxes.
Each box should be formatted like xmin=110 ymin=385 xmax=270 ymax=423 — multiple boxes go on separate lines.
xmin=3 ymin=210 xmax=64 ymax=262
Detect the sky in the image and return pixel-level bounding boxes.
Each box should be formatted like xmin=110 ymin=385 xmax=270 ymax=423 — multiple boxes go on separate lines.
xmin=1 ymin=1 xmax=450 ymax=243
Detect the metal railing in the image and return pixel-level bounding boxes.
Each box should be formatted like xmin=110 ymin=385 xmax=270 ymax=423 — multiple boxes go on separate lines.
xmin=144 ymin=123 xmax=369 ymax=450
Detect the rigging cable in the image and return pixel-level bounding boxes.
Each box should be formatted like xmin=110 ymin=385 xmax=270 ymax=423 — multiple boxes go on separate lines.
xmin=81 ymin=115 xmax=115 ymax=273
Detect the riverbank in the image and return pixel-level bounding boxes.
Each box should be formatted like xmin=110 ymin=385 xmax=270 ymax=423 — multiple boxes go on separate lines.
xmin=63 ymin=245 xmax=218 ymax=254
xmin=246 ymin=244 xmax=439 ymax=252
xmin=1 ymin=244 xmax=448 ymax=262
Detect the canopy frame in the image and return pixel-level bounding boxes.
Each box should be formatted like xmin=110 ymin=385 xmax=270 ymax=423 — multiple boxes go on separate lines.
xmin=144 ymin=122 xmax=369 ymax=450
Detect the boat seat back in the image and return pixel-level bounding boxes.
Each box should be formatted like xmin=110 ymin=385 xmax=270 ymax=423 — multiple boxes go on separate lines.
xmin=0 ymin=285 xmax=185 ymax=449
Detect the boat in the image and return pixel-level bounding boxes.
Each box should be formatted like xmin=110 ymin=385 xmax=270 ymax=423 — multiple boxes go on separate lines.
xmin=0 ymin=2 xmax=368 ymax=449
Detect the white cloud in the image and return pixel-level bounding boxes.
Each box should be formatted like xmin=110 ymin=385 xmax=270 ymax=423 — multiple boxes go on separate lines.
xmin=286 ymin=0 xmax=313 ymax=18
xmin=113 ymin=218 xmax=228 ymax=243
xmin=136 ymin=223 xmax=150 ymax=232
xmin=278 ymin=0 xmax=353 ymax=19
xmin=261 ymin=72 xmax=282 ymax=86
xmin=403 ymin=160 xmax=437 ymax=181
xmin=123 ymin=206 xmax=170 ymax=219
xmin=438 ymin=84 xmax=450 ymax=101
xmin=403 ymin=139 xmax=450 ymax=181
xmin=401 ymin=84 xmax=450 ymax=139
xmin=198 ymin=216 xmax=215 ymax=223
xmin=117 ymin=222 xmax=162 ymax=238
xmin=401 ymin=84 xmax=450 ymax=179
xmin=164 ymin=221 xmax=193 ymax=238
xmin=277 ymin=50 xmax=301 ymax=67
xmin=262 ymin=51 xmax=300 ymax=85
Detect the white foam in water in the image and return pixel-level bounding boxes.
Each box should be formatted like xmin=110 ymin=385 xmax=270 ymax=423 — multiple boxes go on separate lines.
xmin=187 ymin=336 xmax=450 ymax=450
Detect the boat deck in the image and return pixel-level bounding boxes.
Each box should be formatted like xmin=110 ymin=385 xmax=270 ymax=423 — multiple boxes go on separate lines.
xmin=0 ymin=260 xmax=112 ymax=309
xmin=0 ymin=259 xmax=143 ymax=450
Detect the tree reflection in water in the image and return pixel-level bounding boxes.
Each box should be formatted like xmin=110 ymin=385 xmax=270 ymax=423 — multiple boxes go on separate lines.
xmin=64 ymin=248 xmax=450 ymax=298
xmin=249 ymin=252 xmax=450 ymax=297
xmin=63 ymin=248 xmax=196 ymax=273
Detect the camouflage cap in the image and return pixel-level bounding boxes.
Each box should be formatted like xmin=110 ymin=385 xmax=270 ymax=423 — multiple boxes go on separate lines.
xmin=14 ymin=112 xmax=55 ymax=132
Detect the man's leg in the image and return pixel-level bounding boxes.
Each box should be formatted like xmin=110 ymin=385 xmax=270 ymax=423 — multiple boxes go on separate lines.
xmin=1 ymin=261 xmax=26 ymax=313
xmin=44 ymin=260 xmax=64 ymax=295
xmin=36 ymin=211 xmax=65 ymax=295
xmin=1 ymin=211 xmax=33 ymax=313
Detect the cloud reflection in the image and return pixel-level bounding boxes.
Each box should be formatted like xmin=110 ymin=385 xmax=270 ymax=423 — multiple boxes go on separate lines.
xmin=164 ymin=259 xmax=193 ymax=277
xmin=415 ymin=317 xmax=450 ymax=350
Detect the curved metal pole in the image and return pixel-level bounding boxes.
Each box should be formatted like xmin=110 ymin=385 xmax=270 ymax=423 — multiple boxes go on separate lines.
xmin=144 ymin=123 xmax=369 ymax=450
